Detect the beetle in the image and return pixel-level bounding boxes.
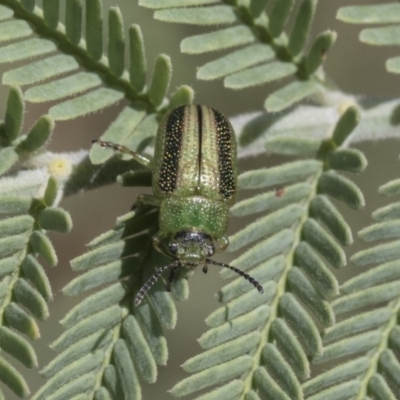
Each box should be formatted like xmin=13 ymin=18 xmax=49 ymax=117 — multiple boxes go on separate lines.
xmin=94 ymin=105 xmax=264 ymax=305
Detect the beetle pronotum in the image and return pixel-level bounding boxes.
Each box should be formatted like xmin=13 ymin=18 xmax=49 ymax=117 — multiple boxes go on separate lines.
xmin=94 ymin=105 xmax=264 ymax=305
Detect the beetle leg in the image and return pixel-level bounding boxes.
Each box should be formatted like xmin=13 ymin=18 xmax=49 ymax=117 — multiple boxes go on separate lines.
xmin=152 ymin=232 xmax=172 ymax=259
xmin=92 ymin=139 xmax=151 ymax=168
xmin=136 ymin=194 xmax=162 ymax=208
xmin=215 ymin=236 xmax=229 ymax=253
xmin=202 ymin=265 xmax=208 ymax=274
xmin=166 ymin=264 xmax=178 ymax=291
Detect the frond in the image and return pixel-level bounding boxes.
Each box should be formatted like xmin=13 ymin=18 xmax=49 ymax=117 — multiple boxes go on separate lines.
xmin=140 ymin=0 xmax=337 ymax=112
xmin=232 ymin=95 xmax=400 ymax=159
xmin=170 ymin=106 xmax=367 ymax=399
xmin=0 ymin=0 xmax=193 ymax=164
xmin=303 ymin=168 xmax=400 ymax=399
xmin=35 ymin=202 xmax=188 ymax=399
xmin=0 ymin=90 xmax=72 ymax=398
xmin=337 ymin=3 xmax=400 ymax=74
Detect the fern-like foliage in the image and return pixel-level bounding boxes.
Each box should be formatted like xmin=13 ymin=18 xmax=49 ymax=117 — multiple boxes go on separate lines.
xmin=0 ymin=1 xmax=195 ymax=398
xmin=170 ymin=107 xmax=367 ymax=399
xmin=0 ymin=88 xmax=72 ymax=398
xmin=302 ymin=169 xmax=400 ymax=399
xmin=140 ymin=0 xmax=337 ymax=112
xmin=337 ymin=3 xmax=400 ymax=75
xmin=33 ymin=198 xmax=190 ymax=399
xmin=0 ymin=0 xmax=193 ymax=162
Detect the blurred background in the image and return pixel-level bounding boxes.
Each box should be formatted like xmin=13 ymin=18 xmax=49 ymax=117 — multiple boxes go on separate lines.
xmin=0 ymin=0 xmax=400 ymax=398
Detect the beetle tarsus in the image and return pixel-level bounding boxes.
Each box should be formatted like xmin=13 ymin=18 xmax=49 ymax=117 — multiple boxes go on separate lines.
xmin=202 ymin=265 xmax=208 ymax=274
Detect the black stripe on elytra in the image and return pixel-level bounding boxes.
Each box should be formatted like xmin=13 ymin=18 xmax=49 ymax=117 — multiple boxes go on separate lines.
xmin=197 ymin=105 xmax=203 ymax=188
xmin=213 ymin=108 xmax=235 ymax=200
xmin=158 ymin=106 xmax=185 ymax=193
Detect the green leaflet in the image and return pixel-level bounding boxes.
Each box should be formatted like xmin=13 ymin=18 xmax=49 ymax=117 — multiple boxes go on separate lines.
xmin=170 ymin=355 xmax=252 ymax=397
xmin=41 ymin=331 xmax=113 ymax=378
xmin=198 ymin=44 xmax=274 ymax=81
xmin=0 ymin=357 xmax=30 ymax=398
xmin=268 ymin=0 xmax=294 ymax=38
xmin=43 ymin=0 xmax=60 ymax=29
xmin=288 ymin=267 xmax=334 ymax=326
xmin=337 ymin=4 xmax=400 ymax=24
xmin=25 ymin=72 xmax=102 ymax=103
xmin=306 ymin=30 xmax=337 ymax=74
xmin=271 ymin=318 xmax=310 ymax=380
xmin=265 ymin=80 xmax=321 ymax=112
xmin=129 ymin=24 xmax=147 ymax=92
xmin=114 ymin=339 xmax=141 ymax=399
xmin=140 ymin=0 xmax=217 ymax=7
xmin=387 ymin=56 xmax=400 ymax=73
xmin=225 ymin=62 xmax=296 ymax=89
xmin=4 ymin=303 xmax=40 ymax=340
xmin=148 ymin=54 xmax=172 ymax=107
xmin=369 ymin=374 xmax=397 ymax=400
xmin=0 ymin=327 xmax=37 ymax=368
xmin=182 ymin=332 xmax=261 ymax=373
xmin=0 ymin=38 xmax=56 ymax=64
xmin=13 ymin=278 xmax=49 ymax=320
xmin=306 ymin=381 xmax=361 ymax=400
xmin=192 ymin=380 xmax=244 ymax=400
xmin=206 ymin=282 xmax=276 ymax=327
xmin=360 ymin=26 xmax=400 ymax=46
xmin=154 ymin=5 xmax=237 ymax=25
xmin=0 ymin=20 xmax=32 ymax=43
xmin=254 ymin=367 xmax=291 ymax=400
xmin=122 ymin=315 xmax=157 ymax=383
xmin=288 ymin=0 xmax=317 ymax=56
xmin=108 ymin=7 xmax=125 ymax=77
xmin=66 ymin=0 xmax=82 ymax=45
xmin=238 ymin=160 xmax=322 ymax=189
xmin=337 ymin=4 xmax=400 ymax=75
xmin=314 ymin=331 xmax=382 ymax=364
xmin=3 ymin=55 xmax=79 ymax=86
xmin=262 ymin=344 xmax=302 ymax=399
xmin=18 ymin=116 xmax=54 ymax=153
xmin=49 ymin=87 xmax=124 ymax=120
xmin=303 ymin=358 xmax=369 ymax=396
xmin=323 ymin=308 xmax=392 ymax=344
xmin=86 ymin=0 xmax=103 ymax=60
xmin=5 ymin=86 xmax=24 ymax=143
xmin=229 ymin=204 xmax=305 ymax=252
xmin=0 ymin=5 xmax=13 ymax=21
xmin=181 ymin=26 xmax=255 ymax=54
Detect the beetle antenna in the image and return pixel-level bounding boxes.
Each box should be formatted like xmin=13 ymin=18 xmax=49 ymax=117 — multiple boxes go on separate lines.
xmin=135 ymin=261 xmax=178 ymax=306
xmin=206 ymin=259 xmax=264 ymax=294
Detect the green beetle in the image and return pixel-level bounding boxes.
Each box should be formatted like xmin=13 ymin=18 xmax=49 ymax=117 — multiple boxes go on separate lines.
xmin=94 ymin=105 xmax=263 ymax=305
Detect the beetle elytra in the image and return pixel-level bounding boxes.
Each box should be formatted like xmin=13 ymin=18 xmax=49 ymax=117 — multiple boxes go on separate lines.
xmin=94 ymin=105 xmax=263 ymax=305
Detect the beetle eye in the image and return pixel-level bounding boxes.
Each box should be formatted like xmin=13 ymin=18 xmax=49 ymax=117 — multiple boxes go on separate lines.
xmin=169 ymin=242 xmax=178 ymax=254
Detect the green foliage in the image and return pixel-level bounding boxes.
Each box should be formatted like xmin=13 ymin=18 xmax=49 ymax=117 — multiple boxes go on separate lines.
xmin=140 ymin=0 xmax=335 ymax=111
xmin=35 ymin=206 xmax=188 ymax=399
xmin=302 ymin=170 xmax=400 ymax=399
xmin=337 ymin=3 xmax=400 ymax=74
xmin=171 ymin=107 xmax=367 ymax=399
xmin=0 ymin=1 xmax=399 ymax=399
xmin=0 ymin=112 xmax=72 ymax=398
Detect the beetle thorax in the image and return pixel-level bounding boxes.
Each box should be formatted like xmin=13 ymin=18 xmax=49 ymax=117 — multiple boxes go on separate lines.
xmin=169 ymin=231 xmax=215 ymax=265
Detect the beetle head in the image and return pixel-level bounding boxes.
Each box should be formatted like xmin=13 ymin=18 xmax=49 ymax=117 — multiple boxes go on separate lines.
xmin=169 ymin=231 xmax=214 ymax=264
